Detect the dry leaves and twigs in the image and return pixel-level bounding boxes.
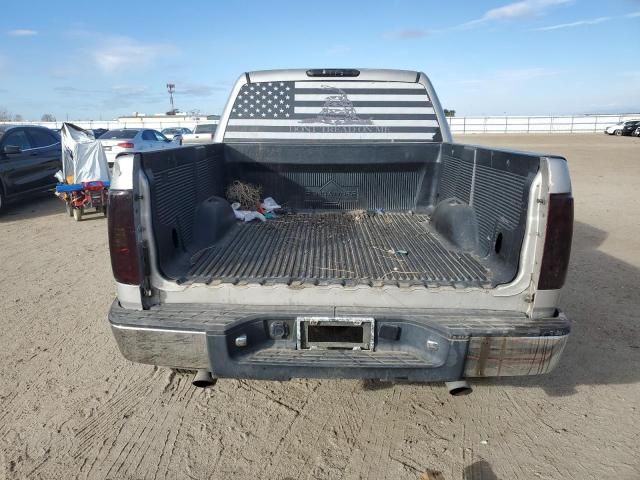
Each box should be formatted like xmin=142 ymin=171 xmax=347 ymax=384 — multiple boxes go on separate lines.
xmin=226 ymin=180 xmax=262 ymax=210
xmin=346 ymin=209 xmax=368 ymax=223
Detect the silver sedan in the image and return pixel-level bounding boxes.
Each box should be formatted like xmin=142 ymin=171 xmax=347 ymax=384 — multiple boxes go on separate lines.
xmin=98 ymin=129 xmax=179 ymax=166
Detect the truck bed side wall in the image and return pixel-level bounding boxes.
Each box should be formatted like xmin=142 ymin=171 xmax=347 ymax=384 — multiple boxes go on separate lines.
xmin=224 ymin=143 xmax=441 ymax=211
xmin=140 ymin=144 xmax=226 ymax=277
xmin=436 ymin=143 xmax=540 ymax=282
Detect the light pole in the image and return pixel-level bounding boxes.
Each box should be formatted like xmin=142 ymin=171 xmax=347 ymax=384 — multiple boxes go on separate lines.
xmin=167 ymin=83 xmax=176 ymax=113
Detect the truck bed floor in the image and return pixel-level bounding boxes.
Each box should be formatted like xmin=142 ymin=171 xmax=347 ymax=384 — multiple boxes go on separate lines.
xmin=185 ymin=212 xmax=492 ymax=288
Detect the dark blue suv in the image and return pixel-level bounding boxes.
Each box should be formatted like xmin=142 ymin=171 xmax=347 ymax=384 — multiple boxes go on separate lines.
xmin=0 ymin=125 xmax=61 ymax=212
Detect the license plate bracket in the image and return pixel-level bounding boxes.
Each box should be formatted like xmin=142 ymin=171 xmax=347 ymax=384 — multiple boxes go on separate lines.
xmin=296 ymin=317 xmax=375 ymax=350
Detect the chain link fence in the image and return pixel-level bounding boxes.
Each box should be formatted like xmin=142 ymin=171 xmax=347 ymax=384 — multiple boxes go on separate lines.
xmin=448 ymin=113 xmax=640 ymax=134
xmin=4 ymin=113 xmax=640 ymax=134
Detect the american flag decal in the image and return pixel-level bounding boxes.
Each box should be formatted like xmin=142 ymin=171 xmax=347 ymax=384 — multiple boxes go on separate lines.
xmin=225 ymin=81 xmax=441 ymax=141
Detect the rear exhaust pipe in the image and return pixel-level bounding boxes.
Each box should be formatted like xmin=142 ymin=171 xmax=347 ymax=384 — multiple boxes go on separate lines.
xmin=445 ymin=380 xmax=473 ymax=396
xmin=193 ymin=369 xmax=217 ymax=388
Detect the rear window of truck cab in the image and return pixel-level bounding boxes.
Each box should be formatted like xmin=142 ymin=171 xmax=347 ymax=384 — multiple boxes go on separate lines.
xmin=224 ymin=80 xmax=441 ymax=142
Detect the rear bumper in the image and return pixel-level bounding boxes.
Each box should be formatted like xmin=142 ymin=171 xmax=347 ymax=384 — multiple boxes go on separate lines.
xmin=108 ymin=301 xmax=570 ymax=381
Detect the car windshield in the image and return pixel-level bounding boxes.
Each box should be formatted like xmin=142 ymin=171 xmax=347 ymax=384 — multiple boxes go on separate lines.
xmin=162 ymin=128 xmax=181 ymax=134
xmin=194 ymin=124 xmax=217 ymax=134
xmin=99 ymin=129 xmax=138 ymax=139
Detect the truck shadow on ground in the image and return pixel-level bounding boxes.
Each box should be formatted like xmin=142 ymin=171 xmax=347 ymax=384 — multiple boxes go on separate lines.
xmin=364 ymin=221 xmax=640 ymax=397
xmin=413 ymin=460 xmax=499 ymax=479
xmin=475 ymin=220 xmax=640 ymax=397
xmin=463 ymin=460 xmax=499 ymax=480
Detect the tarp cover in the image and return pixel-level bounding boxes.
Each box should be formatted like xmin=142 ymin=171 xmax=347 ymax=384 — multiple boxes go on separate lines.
xmin=61 ymin=123 xmax=110 ymax=183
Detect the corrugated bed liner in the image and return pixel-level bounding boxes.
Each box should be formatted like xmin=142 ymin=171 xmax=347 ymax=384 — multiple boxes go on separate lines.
xmin=185 ymin=212 xmax=492 ymax=288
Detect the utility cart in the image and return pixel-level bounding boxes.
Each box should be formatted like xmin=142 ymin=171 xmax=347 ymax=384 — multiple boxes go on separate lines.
xmin=56 ymin=180 xmax=110 ymax=221
xmin=55 ymin=123 xmax=110 ymax=221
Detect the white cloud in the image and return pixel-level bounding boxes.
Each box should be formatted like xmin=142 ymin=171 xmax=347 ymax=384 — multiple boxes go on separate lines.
xmin=460 ymin=0 xmax=572 ymax=28
xmin=385 ymin=1 xmax=573 ymax=36
xmin=7 ymin=29 xmax=38 ymax=36
xmin=533 ymin=16 xmax=613 ymax=30
xmin=93 ymin=36 xmax=176 ymax=73
xmin=534 ymin=10 xmax=640 ymax=31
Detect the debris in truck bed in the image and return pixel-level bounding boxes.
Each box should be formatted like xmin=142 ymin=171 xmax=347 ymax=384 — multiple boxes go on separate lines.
xmin=226 ymin=180 xmax=262 ymax=210
xmin=261 ymin=197 xmax=281 ymax=213
xmin=231 ymin=202 xmax=266 ymax=222
xmin=346 ymin=209 xmax=368 ymax=223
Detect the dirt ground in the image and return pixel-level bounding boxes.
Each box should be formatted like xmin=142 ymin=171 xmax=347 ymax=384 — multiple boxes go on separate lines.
xmin=0 ymin=134 xmax=639 ymax=480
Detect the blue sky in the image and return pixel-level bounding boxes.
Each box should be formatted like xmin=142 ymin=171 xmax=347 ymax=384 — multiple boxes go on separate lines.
xmin=1 ymin=0 xmax=639 ymax=120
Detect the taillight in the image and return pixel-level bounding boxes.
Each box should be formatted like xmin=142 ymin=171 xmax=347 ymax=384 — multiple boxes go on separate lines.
xmin=538 ymin=193 xmax=573 ymax=290
xmin=108 ymin=190 xmax=142 ymax=284
xmin=117 ymin=142 xmax=135 ymax=149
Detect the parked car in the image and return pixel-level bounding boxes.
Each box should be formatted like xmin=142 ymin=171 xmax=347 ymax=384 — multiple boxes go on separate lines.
xmin=605 ymin=120 xmax=640 ymax=135
xmin=161 ymin=127 xmax=192 ymax=145
xmin=620 ymin=121 xmax=640 ymax=136
xmin=87 ymin=128 xmax=108 ymax=139
xmin=604 ymin=122 xmax=624 ymax=135
xmin=181 ymin=123 xmax=217 ymax=145
xmin=107 ymin=68 xmax=574 ymax=394
xmin=0 ymin=124 xmax=61 ymax=212
xmin=98 ymin=128 xmax=179 ymax=166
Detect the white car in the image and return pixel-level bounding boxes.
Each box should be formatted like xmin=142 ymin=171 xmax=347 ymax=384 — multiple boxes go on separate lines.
xmin=604 ymin=121 xmax=639 ymax=136
xmin=160 ymin=127 xmax=192 ymax=145
xmin=98 ymin=129 xmax=179 ymax=166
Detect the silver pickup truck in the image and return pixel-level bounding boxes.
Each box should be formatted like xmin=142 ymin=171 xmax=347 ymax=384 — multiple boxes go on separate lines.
xmin=181 ymin=123 xmax=217 ymax=145
xmin=107 ymin=68 xmax=573 ymax=394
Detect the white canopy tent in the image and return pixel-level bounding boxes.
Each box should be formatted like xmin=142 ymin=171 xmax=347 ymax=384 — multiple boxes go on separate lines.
xmin=60 ymin=123 xmax=110 ymax=184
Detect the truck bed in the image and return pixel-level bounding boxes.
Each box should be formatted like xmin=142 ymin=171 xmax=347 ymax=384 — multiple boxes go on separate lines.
xmin=141 ymin=142 xmax=540 ymax=291
xmin=185 ymin=212 xmax=491 ymax=288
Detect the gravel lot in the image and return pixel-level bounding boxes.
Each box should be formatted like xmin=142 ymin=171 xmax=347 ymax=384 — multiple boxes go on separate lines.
xmin=1 ymin=134 xmax=639 ymax=480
